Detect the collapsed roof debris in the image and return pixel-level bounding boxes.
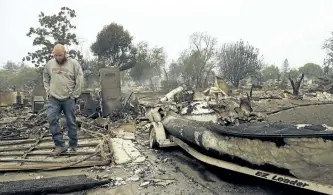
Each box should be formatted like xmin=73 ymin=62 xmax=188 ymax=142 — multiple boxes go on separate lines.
xmin=144 ymin=75 xmax=333 ymax=189
xmin=0 ymin=67 xmax=148 ymax=194
xmin=156 ymin=77 xmax=266 ymax=126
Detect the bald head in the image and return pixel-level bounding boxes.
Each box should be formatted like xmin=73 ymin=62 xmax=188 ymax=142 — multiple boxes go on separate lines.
xmin=53 ymin=44 xmax=66 ymax=54
xmin=53 ymin=44 xmax=67 ymax=65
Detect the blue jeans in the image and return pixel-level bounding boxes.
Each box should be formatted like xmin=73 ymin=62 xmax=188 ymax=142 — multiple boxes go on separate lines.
xmin=46 ymin=96 xmax=78 ymax=147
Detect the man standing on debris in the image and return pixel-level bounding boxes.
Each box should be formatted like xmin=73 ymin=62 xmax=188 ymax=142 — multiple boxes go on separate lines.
xmin=43 ymin=44 xmax=84 ymax=156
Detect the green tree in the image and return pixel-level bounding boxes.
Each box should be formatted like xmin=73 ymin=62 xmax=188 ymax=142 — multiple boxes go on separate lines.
xmin=323 ymin=32 xmax=333 ymax=68
xmin=176 ymin=50 xmax=202 ymax=86
xmin=188 ymin=32 xmax=217 ymax=88
xmin=0 ymin=70 xmax=15 ymax=90
xmin=2 ymin=61 xmax=20 ymax=72
xmin=129 ymin=42 xmax=150 ymax=83
xmin=281 ymin=58 xmax=290 ymax=81
xmin=81 ymin=59 xmax=104 ymax=88
xmin=23 ymin=7 xmax=83 ymax=67
xmin=161 ymin=61 xmax=181 ymax=91
xmin=0 ymin=64 xmax=38 ymax=90
xmin=288 ymin=68 xmax=300 ymax=80
xmin=262 ymin=65 xmax=280 ymax=81
xmin=14 ymin=67 xmax=38 ymax=89
xmin=167 ymin=61 xmax=182 ymax=82
xmin=298 ymin=63 xmax=323 ymax=78
xmin=217 ymin=40 xmax=263 ymax=87
xmin=166 ymin=32 xmax=217 ymax=88
xmin=91 ymin=23 xmax=136 ymax=68
xmin=129 ymin=42 xmax=166 ymax=85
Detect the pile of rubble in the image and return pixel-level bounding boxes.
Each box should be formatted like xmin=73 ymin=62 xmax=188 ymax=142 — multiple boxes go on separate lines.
xmin=303 ymin=91 xmax=333 ymax=101
xmin=310 ymin=75 xmax=333 ymax=94
xmin=2 ymin=67 xmax=333 ymax=194
xmin=156 ymin=82 xmax=266 ymax=127
xmin=0 ymin=106 xmax=48 ymax=139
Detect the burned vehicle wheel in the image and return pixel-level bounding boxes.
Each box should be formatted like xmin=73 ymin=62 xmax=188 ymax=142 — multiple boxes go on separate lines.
xmin=149 ymin=127 xmax=158 ymax=148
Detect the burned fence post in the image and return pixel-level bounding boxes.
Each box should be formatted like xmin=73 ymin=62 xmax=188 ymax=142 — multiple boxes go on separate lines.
xmin=289 ymin=73 xmax=305 ymax=97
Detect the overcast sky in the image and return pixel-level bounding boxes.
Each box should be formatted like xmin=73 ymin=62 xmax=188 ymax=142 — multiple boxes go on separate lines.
xmin=0 ymin=0 xmax=332 ymax=69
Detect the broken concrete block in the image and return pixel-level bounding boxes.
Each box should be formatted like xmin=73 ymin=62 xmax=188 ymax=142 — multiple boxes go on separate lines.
xmin=120 ymin=123 xmax=136 ymax=132
xmin=139 ymin=181 xmax=150 ymax=187
xmin=134 ymin=168 xmax=144 ymax=176
xmin=111 ymin=128 xmax=135 ymax=140
xmin=110 ymin=138 xmax=145 ymax=164
xmin=114 ymin=180 xmax=126 ymax=186
xmin=110 ymin=138 xmax=133 ymax=164
xmin=126 ymin=175 xmax=140 ymax=182
xmin=35 ymin=176 xmax=44 ymax=180
xmin=132 ymin=156 xmax=146 ymax=163
xmin=115 ymin=177 xmax=123 ymax=181
xmin=123 ymin=132 xmax=135 ymax=140
xmin=122 ymin=140 xmax=141 ymax=159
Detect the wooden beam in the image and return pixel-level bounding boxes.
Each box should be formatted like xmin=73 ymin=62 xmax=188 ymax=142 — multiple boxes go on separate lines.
xmin=0 ymin=142 xmax=100 ymax=152
xmin=20 ymin=130 xmax=48 ymax=166
xmin=0 ymin=151 xmax=95 ymax=157
xmin=0 ymin=174 xmax=110 ymax=195
xmin=0 ymin=160 xmax=110 ymax=171
xmin=0 ymin=159 xmax=101 ymax=164
xmin=0 ymin=136 xmax=94 ymax=146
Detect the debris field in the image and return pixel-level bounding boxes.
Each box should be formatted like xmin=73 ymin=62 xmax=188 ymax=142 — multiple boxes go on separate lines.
xmin=1 ymin=72 xmax=333 ymax=195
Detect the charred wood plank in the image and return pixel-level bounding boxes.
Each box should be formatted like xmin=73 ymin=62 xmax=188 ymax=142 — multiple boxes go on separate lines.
xmin=0 ymin=159 xmax=99 ymax=163
xmin=0 ymin=136 xmax=94 ymax=146
xmin=251 ymin=96 xmax=283 ymax=101
xmin=267 ymin=102 xmax=333 ymax=115
xmin=0 ymin=151 xmax=95 ymax=157
xmin=20 ymin=130 xmax=48 ymax=166
xmin=0 ymin=175 xmax=109 ymax=195
xmin=0 ymin=160 xmax=109 ymax=171
xmin=0 ymin=142 xmax=99 ymax=152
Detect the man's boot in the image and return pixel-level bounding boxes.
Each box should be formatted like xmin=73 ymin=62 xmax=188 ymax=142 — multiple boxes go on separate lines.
xmin=51 ymin=146 xmax=68 ymax=156
xmin=67 ymin=146 xmax=77 ymax=153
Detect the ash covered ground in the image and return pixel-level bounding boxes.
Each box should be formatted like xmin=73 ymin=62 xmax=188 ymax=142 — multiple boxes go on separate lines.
xmin=0 ymin=89 xmax=332 ymax=195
